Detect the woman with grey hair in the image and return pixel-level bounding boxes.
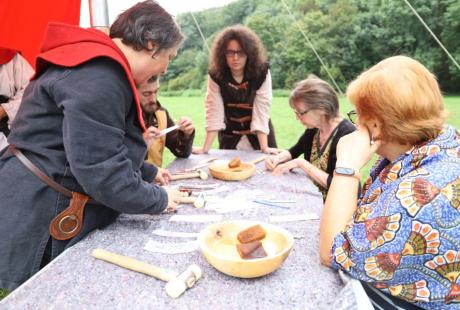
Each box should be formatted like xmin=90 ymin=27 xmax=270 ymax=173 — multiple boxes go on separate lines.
xmin=265 ymin=76 xmax=355 ymax=198
xmin=0 ymin=0 xmax=183 ymax=291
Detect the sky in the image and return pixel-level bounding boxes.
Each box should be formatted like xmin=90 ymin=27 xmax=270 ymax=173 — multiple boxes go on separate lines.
xmin=80 ymin=0 xmax=237 ymax=27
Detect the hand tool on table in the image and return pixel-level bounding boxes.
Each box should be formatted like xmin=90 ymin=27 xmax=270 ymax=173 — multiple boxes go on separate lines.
xmin=91 ymin=248 xmax=202 ymax=298
xmin=170 ymin=169 xmax=208 ymax=181
xmin=250 ymin=155 xmax=267 ymax=165
xmin=181 ymin=157 xmax=218 ymax=173
xmin=176 ymin=193 xmax=206 ymax=208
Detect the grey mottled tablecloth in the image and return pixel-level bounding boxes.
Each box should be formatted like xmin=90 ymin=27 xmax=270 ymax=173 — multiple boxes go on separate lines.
xmin=1 ymin=150 xmax=358 ymax=309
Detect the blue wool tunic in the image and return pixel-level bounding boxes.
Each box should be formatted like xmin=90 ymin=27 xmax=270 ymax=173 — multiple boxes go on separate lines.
xmin=0 ymin=57 xmax=167 ymax=290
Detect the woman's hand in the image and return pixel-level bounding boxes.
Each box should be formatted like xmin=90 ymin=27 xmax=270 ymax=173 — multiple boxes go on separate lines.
xmin=272 ymin=159 xmax=299 ymax=175
xmin=261 ymin=147 xmax=281 ymax=155
xmin=178 ymin=117 xmax=194 ymax=136
xmin=336 ymin=126 xmax=382 ymax=170
xmin=192 ymin=146 xmax=208 ymax=154
xmin=265 ymin=155 xmax=280 ymax=171
xmin=154 ymin=168 xmax=171 ymax=185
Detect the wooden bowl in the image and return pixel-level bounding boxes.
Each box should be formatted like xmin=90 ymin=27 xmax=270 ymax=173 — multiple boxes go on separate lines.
xmin=198 ymin=220 xmax=294 ymax=278
xmin=208 ymin=161 xmax=256 ymax=181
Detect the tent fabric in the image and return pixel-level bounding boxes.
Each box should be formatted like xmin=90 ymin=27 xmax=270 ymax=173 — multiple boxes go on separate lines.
xmin=0 ymin=0 xmax=81 ymax=69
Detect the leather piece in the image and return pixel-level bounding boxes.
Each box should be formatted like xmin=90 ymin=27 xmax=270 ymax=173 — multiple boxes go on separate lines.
xmin=49 ymin=192 xmax=89 ymax=240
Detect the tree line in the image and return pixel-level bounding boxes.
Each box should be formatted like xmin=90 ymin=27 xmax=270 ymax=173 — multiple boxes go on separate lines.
xmin=162 ymin=0 xmax=460 ymax=94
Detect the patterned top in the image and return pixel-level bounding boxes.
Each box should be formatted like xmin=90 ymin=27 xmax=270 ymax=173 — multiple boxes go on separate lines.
xmin=331 ymin=125 xmax=460 ymax=309
xmin=310 ymin=127 xmax=338 ymax=199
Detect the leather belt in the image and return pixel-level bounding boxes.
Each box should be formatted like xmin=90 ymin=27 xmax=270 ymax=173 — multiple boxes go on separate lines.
xmin=9 ymin=145 xmax=99 ymax=204
xmin=9 ymin=145 xmax=100 ymax=240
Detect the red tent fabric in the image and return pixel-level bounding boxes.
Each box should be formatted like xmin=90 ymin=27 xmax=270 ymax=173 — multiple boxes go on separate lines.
xmin=0 ymin=0 xmax=81 ymax=69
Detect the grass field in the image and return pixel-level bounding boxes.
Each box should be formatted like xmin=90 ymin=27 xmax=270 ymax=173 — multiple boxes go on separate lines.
xmin=159 ymin=95 xmax=460 ymax=180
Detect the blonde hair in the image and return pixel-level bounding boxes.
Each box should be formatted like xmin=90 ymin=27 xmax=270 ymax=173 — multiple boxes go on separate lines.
xmin=347 ymin=55 xmax=447 ymax=145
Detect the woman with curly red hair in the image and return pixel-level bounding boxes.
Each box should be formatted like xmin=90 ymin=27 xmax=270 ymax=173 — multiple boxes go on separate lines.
xmin=193 ymin=25 xmax=278 ymax=154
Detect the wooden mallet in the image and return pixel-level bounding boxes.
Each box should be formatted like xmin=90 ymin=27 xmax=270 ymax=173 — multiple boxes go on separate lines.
xmin=176 ymin=193 xmax=206 ymax=208
xmin=92 ymin=248 xmax=202 ymax=298
xmin=170 ymin=169 xmax=208 ymax=181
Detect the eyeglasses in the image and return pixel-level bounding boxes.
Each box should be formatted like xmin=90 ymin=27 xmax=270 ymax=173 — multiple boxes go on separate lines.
xmin=225 ymin=50 xmax=246 ymax=58
xmin=347 ymin=110 xmax=358 ymax=124
xmin=294 ymin=109 xmax=311 ymax=117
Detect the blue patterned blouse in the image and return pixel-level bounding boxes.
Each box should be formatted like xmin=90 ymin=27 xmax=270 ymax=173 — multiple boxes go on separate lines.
xmin=331 ymin=125 xmax=460 ymax=309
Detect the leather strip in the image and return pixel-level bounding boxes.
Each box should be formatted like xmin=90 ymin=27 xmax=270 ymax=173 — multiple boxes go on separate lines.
xmin=226 ymin=103 xmax=253 ymax=110
xmin=229 ymin=116 xmax=252 ymax=123
xmin=8 ymin=145 xmax=100 ymax=205
xmin=232 ymin=130 xmax=254 ymax=135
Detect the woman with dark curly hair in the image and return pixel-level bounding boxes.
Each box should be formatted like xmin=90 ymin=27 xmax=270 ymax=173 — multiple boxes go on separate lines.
xmin=193 ymin=25 xmax=278 ymax=154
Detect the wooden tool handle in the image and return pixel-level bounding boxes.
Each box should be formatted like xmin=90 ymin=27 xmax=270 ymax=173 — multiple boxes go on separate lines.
xmin=176 ymin=196 xmax=196 ymax=204
xmin=251 ymin=156 xmax=267 ymax=165
xmin=170 ymin=172 xmax=199 ymax=181
xmin=91 ymin=248 xmax=178 ymax=282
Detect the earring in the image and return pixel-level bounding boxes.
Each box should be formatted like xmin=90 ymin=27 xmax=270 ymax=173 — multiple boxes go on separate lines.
xmin=370 ymin=134 xmax=375 ymax=145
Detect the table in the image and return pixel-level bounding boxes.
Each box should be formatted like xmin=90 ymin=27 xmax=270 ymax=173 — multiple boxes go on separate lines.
xmin=1 ymin=150 xmax=360 ymax=309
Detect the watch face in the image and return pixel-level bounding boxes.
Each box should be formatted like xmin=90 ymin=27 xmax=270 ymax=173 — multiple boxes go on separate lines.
xmin=335 ymin=167 xmax=355 ymax=176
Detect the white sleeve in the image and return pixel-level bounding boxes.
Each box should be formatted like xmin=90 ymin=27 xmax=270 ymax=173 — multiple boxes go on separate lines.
xmin=250 ymin=70 xmax=272 ymax=135
xmin=205 ymin=75 xmax=225 ymax=131
xmin=1 ymin=53 xmax=34 ymax=123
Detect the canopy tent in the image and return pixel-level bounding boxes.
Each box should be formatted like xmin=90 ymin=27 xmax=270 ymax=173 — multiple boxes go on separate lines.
xmin=0 ymin=0 xmax=81 ymax=69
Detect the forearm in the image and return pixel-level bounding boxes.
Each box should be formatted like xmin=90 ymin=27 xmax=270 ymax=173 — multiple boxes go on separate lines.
xmin=320 ymin=175 xmax=359 ymax=265
xmin=256 ymin=131 xmax=268 ymax=151
xmin=297 ymin=160 xmax=329 ymax=188
xmin=202 ymin=130 xmax=218 ymax=152
xmin=166 ymin=130 xmax=194 ymax=158
xmin=276 ymin=150 xmax=292 ymax=163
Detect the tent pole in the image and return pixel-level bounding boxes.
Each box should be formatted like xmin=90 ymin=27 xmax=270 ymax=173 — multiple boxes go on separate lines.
xmin=89 ymin=0 xmax=109 ymax=34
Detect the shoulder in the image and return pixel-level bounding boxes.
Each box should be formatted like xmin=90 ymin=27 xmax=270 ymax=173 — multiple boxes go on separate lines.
xmin=337 ymin=119 xmax=356 ymax=134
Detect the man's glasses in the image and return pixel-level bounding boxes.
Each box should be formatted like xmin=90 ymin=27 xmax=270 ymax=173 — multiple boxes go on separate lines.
xmin=225 ymin=50 xmax=246 ymax=58
xmin=347 ymin=110 xmax=358 ymax=124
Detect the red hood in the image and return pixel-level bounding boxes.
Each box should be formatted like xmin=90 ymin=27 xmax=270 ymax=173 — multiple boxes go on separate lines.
xmin=0 ymin=47 xmax=18 ymax=65
xmin=34 ymin=22 xmax=146 ymax=132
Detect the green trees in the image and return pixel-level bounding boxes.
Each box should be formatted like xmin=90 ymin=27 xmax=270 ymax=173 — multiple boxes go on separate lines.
xmin=162 ymin=0 xmax=460 ymax=94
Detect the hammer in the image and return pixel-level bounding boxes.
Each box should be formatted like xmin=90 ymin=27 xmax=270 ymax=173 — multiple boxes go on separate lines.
xmin=170 ymin=169 xmax=208 ymax=181
xmin=91 ymin=248 xmax=202 ymax=298
xmin=176 ymin=193 xmax=206 ymax=208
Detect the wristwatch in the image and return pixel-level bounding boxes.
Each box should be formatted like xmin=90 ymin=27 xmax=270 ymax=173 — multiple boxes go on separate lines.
xmin=334 ymin=167 xmax=361 ymax=181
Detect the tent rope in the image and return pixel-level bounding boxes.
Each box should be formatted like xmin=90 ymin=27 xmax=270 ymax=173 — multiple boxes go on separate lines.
xmin=190 ymin=11 xmax=210 ymax=53
xmin=403 ymin=0 xmax=460 ymax=72
xmin=280 ymin=0 xmax=343 ymax=95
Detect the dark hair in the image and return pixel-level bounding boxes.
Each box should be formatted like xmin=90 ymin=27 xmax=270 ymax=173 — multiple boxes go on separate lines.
xmin=289 ymin=75 xmax=340 ymax=121
xmin=110 ymin=0 xmax=184 ymax=53
xmin=209 ymin=24 xmax=267 ymax=81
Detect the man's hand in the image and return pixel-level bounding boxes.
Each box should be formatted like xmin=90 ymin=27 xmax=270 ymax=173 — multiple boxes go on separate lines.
xmin=177 ymin=117 xmax=194 ymax=136
xmin=143 ymin=126 xmax=161 ymax=145
xmin=154 ymin=167 xmax=171 ymax=185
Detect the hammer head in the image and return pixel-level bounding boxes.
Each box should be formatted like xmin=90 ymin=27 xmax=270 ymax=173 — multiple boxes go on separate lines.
xmin=165 ymin=264 xmax=202 ymax=298
xmin=193 ymin=193 xmax=206 ymax=209
xmin=198 ymin=169 xmax=209 ymax=180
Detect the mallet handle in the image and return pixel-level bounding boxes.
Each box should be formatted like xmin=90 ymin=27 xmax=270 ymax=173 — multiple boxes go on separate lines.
xmin=176 ymin=196 xmax=196 ymax=204
xmin=170 ymin=171 xmax=199 ymax=180
xmin=92 ymin=248 xmax=178 ymax=282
